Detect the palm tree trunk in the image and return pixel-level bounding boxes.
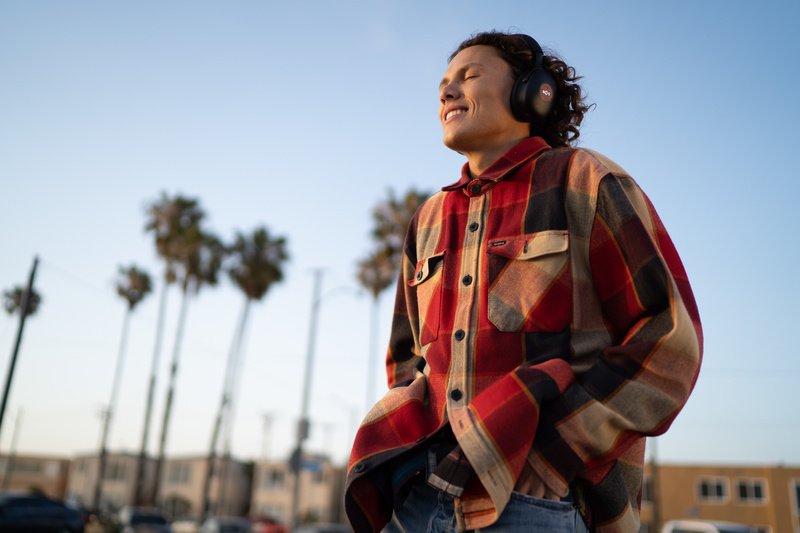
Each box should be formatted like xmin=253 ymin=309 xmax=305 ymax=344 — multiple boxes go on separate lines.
xmin=0 ymin=256 xmax=38 ymax=436
xmin=201 ymin=297 xmax=249 ymax=518
xmin=216 ymin=297 xmax=251 ymax=516
xmin=365 ymin=295 xmax=380 ymax=412
xmin=152 ymin=278 xmax=193 ymax=504
xmin=93 ymin=306 xmax=132 ymax=509
xmin=133 ymin=278 xmax=169 ymax=506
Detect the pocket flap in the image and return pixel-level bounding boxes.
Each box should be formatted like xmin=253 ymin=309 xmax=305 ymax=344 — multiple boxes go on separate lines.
xmin=486 ymin=230 xmax=568 ymax=260
xmin=409 ymin=252 xmax=445 ymax=286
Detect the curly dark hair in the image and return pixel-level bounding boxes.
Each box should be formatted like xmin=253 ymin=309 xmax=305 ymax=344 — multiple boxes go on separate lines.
xmin=449 ymin=31 xmax=592 ymax=147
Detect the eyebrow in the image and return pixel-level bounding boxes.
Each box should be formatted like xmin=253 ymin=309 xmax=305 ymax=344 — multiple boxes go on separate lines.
xmin=439 ymin=62 xmax=484 ymax=89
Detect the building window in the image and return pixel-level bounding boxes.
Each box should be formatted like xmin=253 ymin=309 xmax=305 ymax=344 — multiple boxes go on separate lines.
xmin=103 ymin=461 xmax=127 ymax=481
xmin=641 ymin=476 xmax=653 ymax=505
xmin=44 ymin=461 xmax=60 ymax=478
xmin=7 ymin=459 xmax=44 ymax=475
xmin=262 ymin=468 xmax=285 ymax=490
xmin=167 ymin=463 xmax=191 ymax=485
xmin=696 ymin=477 xmax=729 ymax=503
xmin=736 ymin=478 xmax=767 ymax=504
xmin=791 ymin=479 xmax=800 ymax=532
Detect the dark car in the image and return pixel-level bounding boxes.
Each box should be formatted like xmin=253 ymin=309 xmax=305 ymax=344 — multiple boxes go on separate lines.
xmin=199 ymin=516 xmax=253 ymax=533
xmin=0 ymin=491 xmax=85 ymax=532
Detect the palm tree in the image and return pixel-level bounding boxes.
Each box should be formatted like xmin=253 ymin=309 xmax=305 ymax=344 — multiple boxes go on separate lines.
xmin=2 ymin=287 xmax=42 ymax=317
xmin=202 ymin=226 xmax=288 ymax=517
xmin=152 ymin=227 xmax=226 ymax=503
xmin=93 ymin=265 xmax=152 ymax=510
xmin=357 ymin=187 xmax=429 ymax=410
xmin=370 ymin=188 xmax=430 ymax=269
xmin=356 ymin=249 xmax=396 ymax=411
xmin=135 ymin=193 xmax=205 ymax=506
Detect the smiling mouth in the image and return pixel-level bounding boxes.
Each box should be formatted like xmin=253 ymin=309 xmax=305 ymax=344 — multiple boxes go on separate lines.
xmin=445 ymin=109 xmax=466 ymax=121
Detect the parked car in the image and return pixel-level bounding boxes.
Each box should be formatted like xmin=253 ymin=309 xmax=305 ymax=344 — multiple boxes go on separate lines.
xmin=199 ymin=516 xmax=253 ymax=533
xmin=249 ymin=515 xmax=288 ymax=533
xmin=661 ymin=520 xmax=757 ymax=533
xmin=294 ymin=524 xmax=353 ymax=533
xmin=118 ymin=506 xmax=173 ymax=533
xmin=171 ymin=516 xmax=200 ymax=533
xmin=0 ymin=490 xmax=85 ymax=532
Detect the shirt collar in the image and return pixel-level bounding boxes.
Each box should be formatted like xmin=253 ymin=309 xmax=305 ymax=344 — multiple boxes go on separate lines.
xmin=442 ymin=136 xmax=551 ymax=192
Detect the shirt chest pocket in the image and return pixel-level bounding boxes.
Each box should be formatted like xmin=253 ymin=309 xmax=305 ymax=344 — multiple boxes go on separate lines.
xmin=410 ymin=252 xmax=445 ymax=346
xmin=486 ymin=231 xmax=571 ymax=333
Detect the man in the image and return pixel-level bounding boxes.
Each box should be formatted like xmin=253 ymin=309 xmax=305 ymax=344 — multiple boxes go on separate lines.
xmin=345 ymin=31 xmax=702 ymax=533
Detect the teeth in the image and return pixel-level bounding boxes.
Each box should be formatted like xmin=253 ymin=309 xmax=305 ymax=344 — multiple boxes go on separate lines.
xmin=446 ymin=109 xmax=465 ymax=121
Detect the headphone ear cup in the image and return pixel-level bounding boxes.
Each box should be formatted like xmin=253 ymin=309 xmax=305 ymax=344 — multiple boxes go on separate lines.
xmin=511 ymin=67 xmax=557 ymax=122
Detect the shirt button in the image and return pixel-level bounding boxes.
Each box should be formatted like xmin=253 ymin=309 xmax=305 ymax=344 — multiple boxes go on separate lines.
xmin=450 ymin=389 xmax=463 ymax=401
xmin=454 ymin=330 xmax=465 ymax=341
xmin=469 ymin=222 xmax=479 ymax=232
xmin=353 ymin=463 xmax=366 ymax=473
xmin=416 ymin=270 xmax=423 ymax=281
xmin=462 ymin=275 xmax=472 ymax=286
xmin=470 ymin=184 xmax=481 ymax=194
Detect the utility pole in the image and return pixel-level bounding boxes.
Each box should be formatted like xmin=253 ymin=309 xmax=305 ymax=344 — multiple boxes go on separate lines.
xmin=261 ymin=413 xmax=274 ymax=462
xmin=0 ymin=256 xmax=39 ymax=436
xmin=0 ymin=407 xmax=23 ymax=490
xmin=650 ymin=437 xmax=662 ymax=533
xmin=93 ymin=305 xmax=133 ymax=510
xmin=290 ymin=269 xmax=323 ymax=529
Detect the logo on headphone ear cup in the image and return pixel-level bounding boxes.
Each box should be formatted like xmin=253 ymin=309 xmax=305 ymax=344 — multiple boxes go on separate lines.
xmin=511 ymin=64 xmax=557 ymax=122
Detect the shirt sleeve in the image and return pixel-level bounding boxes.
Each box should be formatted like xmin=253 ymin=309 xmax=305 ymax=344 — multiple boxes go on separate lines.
xmin=526 ymin=154 xmax=703 ymax=495
xmin=385 ymin=210 xmax=423 ymax=389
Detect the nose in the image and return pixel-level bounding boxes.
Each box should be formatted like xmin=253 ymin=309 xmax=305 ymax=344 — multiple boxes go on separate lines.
xmin=439 ymin=81 xmax=459 ymax=104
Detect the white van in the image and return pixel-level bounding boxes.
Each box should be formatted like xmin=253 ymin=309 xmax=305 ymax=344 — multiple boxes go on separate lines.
xmin=660 ymin=520 xmax=756 ymax=533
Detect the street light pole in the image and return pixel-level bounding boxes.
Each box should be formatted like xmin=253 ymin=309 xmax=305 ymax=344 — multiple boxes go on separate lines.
xmin=261 ymin=413 xmax=274 ymax=462
xmin=290 ymin=269 xmax=324 ymax=529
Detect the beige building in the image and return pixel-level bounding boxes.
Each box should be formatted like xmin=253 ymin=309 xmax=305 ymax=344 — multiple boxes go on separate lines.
xmin=65 ymin=452 xmax=156 ymax=510
xmin=0 ymin=453 xmax=71 ymax=500
xmin=251 ymin=454 xmax=345 ymax=525
xmin=640 ymin=462 xmax=800 ymax=533
xmin=159 ymin=455 xmax=252 ymax=519
xmin=64 ymin=452 xmax=251 ymax=519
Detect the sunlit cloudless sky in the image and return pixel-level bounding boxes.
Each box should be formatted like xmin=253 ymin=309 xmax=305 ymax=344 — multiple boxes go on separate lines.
xmin=1 ymin=1 xmax=798 ymax=468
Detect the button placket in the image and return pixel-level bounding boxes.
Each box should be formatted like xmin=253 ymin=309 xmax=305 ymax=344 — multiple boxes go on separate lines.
xmin=448 ymin=194 xmax=487 ymax=412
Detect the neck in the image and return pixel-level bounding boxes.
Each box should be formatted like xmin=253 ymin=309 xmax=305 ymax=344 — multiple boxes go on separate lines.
xmin=462 ymin=135 xmax=528 ymax=177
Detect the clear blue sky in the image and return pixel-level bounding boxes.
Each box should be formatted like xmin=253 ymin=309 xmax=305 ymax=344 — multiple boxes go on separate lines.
xmin=1 ymin=1 xmax=798 ymax=468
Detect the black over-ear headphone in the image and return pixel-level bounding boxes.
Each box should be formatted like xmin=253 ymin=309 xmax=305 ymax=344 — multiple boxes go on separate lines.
xmin=510 ymin=35 xmax=557 ymax=122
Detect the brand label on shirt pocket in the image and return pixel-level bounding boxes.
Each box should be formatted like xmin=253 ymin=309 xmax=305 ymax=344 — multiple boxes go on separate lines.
xmin=410 ymin=252 xmax=445 ymax=345
xmin=486 ymin=231 xmax=571 ymax=332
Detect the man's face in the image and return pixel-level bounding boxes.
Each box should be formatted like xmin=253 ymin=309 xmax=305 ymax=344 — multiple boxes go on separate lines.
xmin=439 ymin=45 xmax=529 ymax=156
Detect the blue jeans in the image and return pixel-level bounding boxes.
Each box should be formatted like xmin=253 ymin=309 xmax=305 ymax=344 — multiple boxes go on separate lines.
xmin=382 ymin=476 xmax=589 ymax=533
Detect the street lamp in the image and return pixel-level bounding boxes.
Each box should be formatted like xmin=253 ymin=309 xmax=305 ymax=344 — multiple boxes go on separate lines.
xmin=289 ymin=271 xmax=360 ymax=528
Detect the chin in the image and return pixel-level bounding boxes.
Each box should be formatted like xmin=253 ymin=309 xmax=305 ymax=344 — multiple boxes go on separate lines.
xmin=442 ymin=134 xmax=468 ymax=154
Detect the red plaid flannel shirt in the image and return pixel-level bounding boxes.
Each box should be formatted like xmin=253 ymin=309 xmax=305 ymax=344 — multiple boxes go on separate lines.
xmin=345 ymin=137 xmax=702 ymax=532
